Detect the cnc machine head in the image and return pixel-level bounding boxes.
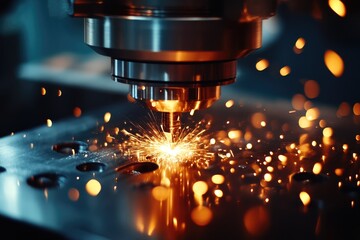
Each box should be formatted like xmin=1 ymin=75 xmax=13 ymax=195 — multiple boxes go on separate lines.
xmin=64 ymin=0 xmax=277 ymax=141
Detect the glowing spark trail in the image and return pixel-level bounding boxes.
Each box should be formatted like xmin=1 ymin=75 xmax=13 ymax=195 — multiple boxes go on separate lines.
xmin=119 ymin=119 xmax=214 ymax=167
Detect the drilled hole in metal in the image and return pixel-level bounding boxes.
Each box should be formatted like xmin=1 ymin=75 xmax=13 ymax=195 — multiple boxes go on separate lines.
xmin=27 ymin=172 xmax=67 ymax=189
xmin=52 ymin=141 xmax=88 ymax=155
xmin=116 ymin=162 xmax=159 ymax=175
xmin=76 ymin=162 xmax=106 ymax=172
xmin=0 ymin=166 xmax=6 ymax=173
xmin=291 ymin=172 xmax=327 ymax=184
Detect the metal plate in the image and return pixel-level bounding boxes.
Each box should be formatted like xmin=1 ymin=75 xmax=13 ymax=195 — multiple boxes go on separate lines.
xmin=0 ymin=91 xmax=359 ymax=239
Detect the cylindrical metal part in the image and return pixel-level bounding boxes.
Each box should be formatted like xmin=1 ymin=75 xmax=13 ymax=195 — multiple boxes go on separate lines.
xmin=162 ymin=112 xmax=182 ymax=143
xmin=64 ymin=0 xmax=278 ymax=133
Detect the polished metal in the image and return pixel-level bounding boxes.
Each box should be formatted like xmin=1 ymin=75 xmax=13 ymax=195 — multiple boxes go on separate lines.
xmin=0 ymin=94 xmax=359 ymax=239
xmin=66 ymin=0 xmax=277 ymax=133
xmin=112 ymin=59 xmax=237 ymax=84
xmin=129 ymin=85 xmax=221 ymax=112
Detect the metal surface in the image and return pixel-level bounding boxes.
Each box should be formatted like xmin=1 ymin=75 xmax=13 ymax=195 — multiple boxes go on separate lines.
xmin=0 ymin=89 xmax=359 ymax=239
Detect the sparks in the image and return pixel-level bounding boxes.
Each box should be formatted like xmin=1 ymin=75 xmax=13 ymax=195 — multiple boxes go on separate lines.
xmin=119 ymin=117 xmax=214 ymax=167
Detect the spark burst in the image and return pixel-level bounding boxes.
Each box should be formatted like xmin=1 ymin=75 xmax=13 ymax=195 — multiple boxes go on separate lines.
xmin=119 ymin=118 xmax=214 ymax=167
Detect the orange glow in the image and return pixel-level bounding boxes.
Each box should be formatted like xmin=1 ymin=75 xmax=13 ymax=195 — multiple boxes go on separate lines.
xmin=323 ymin=127 xmax=333 ymax=137
xmin=191 ymin=206 xmax=213 ymax=226
xmin=299 ymin=191 xmax=311 ymax=206
xmin=243 ymin=206 xmax=270 ymax=237
xmin=264 ymin=173 xmax=272 ymax=182
xmin=211 ymin=174 xmax=225 ymax=185
xmin=251 ymin=112 xmax=266 ymax=129
xmin=328 ymin=0 xmax=346 ymax=17
xmin=319 ymin=119 xmax=327 ymax=128
xmin=278 ymin=155 xmax=287 ymax=163
xmin=279 ymin=66 xmax=291 ymax=76
xmin=304 ymin=80 xmax=320 ymax=99
xmin=313 ymin=162 xmax=322 ymax=174
xmin=295 ymin=37 xmax=306 ymax=49
xmin=85 ymin=179 xmax=102 ymax=196
xmin=192 ymin=181 xmax=208 ymax=196
xmin=335 ymin=168 xmax=344 ymax=176
xmin=255 ymin=59 xmax=269 ymax=71
xmin=228 ymin=130 xmax=241 ymax=140
xmin=214 ymin=189 xmax=224 ymax=198
xmin=68 ymin=188 xmax=80 ymax=201
xmin=353 ymin=103 xmax=360 ymax=116
xmin=152 ymin=186 xmax=170 ymax=201
xmin=225 ymin=100 xmax=235 ymax=108
xmin=104 ymin=112 xmax=111 ymax=123
xmin=299 ymin=116 xmax=312 ymax=129
xmin=244 ymin=131 xmax=252 ymax=141
xmin=57 ymin=89 xmax=62 ymax=97
xmin=342 ymin=144 xmax=348 ymax=151
xmin=41 ymin=87 xmax=46 ymax=96
xmin=306 ymin=108 xmax=320 ymax=121
xmin=73 ymin=107 xmax=82 ymax=118
xmin=292 ymin=94 xmax=306 ymax=110
xmin=336 ymin=102 xmax=351 ymax=117
xmin=324 ymin=50 xmax=344 ymax=77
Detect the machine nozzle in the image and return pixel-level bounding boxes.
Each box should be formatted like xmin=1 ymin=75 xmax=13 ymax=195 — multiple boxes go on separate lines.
xmin=162 ymin=112 xmax=182 ymax=143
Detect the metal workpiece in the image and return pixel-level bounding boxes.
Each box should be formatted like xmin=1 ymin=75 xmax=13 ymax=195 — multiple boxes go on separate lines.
xmin=0 ymin=95 xmax=359 ymax=239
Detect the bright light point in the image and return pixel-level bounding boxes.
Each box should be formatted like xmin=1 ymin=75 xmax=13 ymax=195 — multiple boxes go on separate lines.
xmin=104 ymin=112 xmax=111 ymax=123
xmin=255 ymin=59 xmax=269 ymax=71
xmin=264 ymin=173 xmax=272 ymax=182
xmin=278 ymin=155 xmax=287 ymax=162
xmin=228 ymin=130 xmax=241 ymax=139
xmin=211 ymin=174 xmax=225 ymax=184
xmin=225 ymin=100 xmax=235 ymax=108
xmin=280 ymin=66 xmax=291 ymax=76
xmin=299 ymin=191 xmax=311 ymax=206
xmin=41 ymin=87 xmax=46 ymax=95
xmin=210 ymin=138 xmax=216 ymax=145
xmin=328 ymin=0 xmax=346 ymax=17
xmin=246 ymin=143 xmax=253 ymax=149
xmin=46 ymin=119 xmax=52 ymax=127
xmin=299 ymin=116 xmax=312 ymax=129
xmin=324 ymin=50 xmax=344 ymax=77
xmin=323 ymin=127 xmax=333 ymax=137
xmin=306 ymin=108 xmax=320 ymax=121
xmin=121 ymin=120 xmax=211 ymax=166
xmin=85 ymin=179 xmax=102 ymax=196
xmin=214 ymin=189 xmax=223 ymax=198
xmin=295 ymin=37 xmax=306 ymax=50
xmin=313 ymin=162 xmax=322 ymax=174
xmin=193 ymin=181 xmax=208 ymax=196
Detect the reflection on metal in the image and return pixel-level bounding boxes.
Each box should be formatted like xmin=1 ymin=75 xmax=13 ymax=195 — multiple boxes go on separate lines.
xmin=0 ymin=94 xmax=359 ymax=239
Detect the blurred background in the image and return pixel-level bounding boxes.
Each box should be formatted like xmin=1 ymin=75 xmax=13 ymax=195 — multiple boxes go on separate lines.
xmin=0 ymin=0 xmax=359 ymax=137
